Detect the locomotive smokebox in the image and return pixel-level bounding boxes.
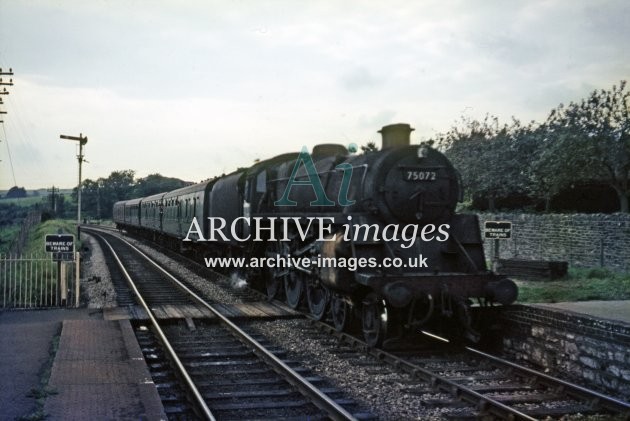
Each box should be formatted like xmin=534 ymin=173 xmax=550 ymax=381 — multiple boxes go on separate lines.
xmin=378 ymin=123 xmax=414 ymax=148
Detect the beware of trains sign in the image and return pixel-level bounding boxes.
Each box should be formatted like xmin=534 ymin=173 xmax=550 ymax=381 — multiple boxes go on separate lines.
xmin=45 ymin=234 xmax=75 ymax=261
xmin=484 ymin=221 xmax=512 ymax=239
xmin=45 ymin=234 xmax=74 ymax=253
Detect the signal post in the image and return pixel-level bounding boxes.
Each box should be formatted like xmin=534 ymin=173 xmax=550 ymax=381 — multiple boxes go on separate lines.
xmin=60 ymin=133 xmax=87 ymax=240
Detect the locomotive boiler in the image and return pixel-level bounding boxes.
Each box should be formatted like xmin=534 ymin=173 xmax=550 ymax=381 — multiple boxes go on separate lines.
xmin=114 ymin=123 xmax=517 ymax=347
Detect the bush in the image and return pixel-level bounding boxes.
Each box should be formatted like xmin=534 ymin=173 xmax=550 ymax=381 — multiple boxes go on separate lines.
xmin=585 ymin=267 xmax=614 ymax=279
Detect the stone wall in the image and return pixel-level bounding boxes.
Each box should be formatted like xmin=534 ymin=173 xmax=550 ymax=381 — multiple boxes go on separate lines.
xmin=476 ymin=213 xmax=630 ymax=271
xmin=500 ymin=305 xmax=630 ymax=398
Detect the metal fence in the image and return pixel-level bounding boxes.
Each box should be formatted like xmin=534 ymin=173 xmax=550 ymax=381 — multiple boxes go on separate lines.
xmin=0 ymin=253 xmax=80 ymax=309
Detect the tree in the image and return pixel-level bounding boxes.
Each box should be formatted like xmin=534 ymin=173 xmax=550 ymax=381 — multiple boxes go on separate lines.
xmin=360 ymin=141 xmax=379 ymax=154
xmin=541 ymin=81 xmax=630 ymax=212
xmin=440 ymin=115 xmax=533 ymax=211
xmin=5 ymin=186 xmax=27 ymax=198
xmin=78 ymin=179 xmax=101 ymax=216
xmin=74 ymin=170 xmax=136 ymax=219
xmin=133 ymin=173 xmax=190 ymax=197
xmin=75 ymin=171 xmax=191 ymax=219
xmin=512 ymin=124 xmax=553 ymax=210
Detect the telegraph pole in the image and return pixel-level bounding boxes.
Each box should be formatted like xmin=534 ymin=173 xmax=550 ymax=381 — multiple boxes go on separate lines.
xmin=0 ymin=69 xmax=12 ymax=124
xmin=60 ymin=133 xmax=87 ymax=240
xmin=96 ymin=181 xmax=101 ymax=221
xmin=48 ymin=186 xmax=58 ymax=212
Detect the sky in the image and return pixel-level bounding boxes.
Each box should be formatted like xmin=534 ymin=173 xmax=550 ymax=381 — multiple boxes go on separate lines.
xmin=0 ymin=0 xmax=628 ymax=190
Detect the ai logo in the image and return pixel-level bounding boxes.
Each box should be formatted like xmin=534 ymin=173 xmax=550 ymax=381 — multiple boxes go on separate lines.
xmin=274 ymin=146 xmax=356 ymax=207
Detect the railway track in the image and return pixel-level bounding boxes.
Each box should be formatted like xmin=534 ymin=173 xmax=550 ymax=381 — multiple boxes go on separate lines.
xmin=89 ymin=229 xmax=371 ymax=420
xmin=85 ymin=226 xmax=630 ymax=419
xmin=306 ymin=321 xmax=630 ymax=420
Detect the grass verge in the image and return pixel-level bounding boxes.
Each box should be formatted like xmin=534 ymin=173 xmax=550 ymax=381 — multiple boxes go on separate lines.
xmin=23 ymin=219 xmax=80 ymax=256
xmin=0 ymin=224 xmax=20 ymax=254
xmin=516 ymin=267 xmax=630 ymax=303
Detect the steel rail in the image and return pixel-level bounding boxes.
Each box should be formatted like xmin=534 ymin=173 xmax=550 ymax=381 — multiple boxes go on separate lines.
xmin=99 ymin=235 xmax=216 ymax=421
xmin=105 ymin=232 xmax=357 ymax=421
xmin=465 ymin=345 xmax=630 ymax=416
xmin=89 ymin=226 xmax=628 ymax=419
xmin=307 ymin=310 xmax=630 ymax=419
xmin=312 ymin=321 xmax=539 ymax=420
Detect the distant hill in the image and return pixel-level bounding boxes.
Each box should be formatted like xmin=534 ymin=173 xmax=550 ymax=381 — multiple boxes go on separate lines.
xmin=0 ymin=188 xmax=73 ymax=199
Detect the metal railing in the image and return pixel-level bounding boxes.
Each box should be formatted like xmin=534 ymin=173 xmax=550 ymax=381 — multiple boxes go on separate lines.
xmin=0 ymin=253 xmax=80 ymax=309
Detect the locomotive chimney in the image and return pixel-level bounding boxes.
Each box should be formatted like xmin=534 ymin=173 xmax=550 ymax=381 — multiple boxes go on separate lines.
xmin=378 ymin=123 xmax=414 ymax=148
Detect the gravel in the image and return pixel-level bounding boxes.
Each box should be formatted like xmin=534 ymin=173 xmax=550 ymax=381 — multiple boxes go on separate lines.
xmin=90 ymin=231 xmax=453 ymax=418
xmin=82 ymin=229 xmax=242 ymax=306
xmin=81 ymin=230 xmax=619 ymax=420
xmin=80 ymin=234 xmax=117 ymax=308
xmin=246 ymin=318 xmax=456 ymax=420
xmin=120 ymin=235 xmax=242 ymax=305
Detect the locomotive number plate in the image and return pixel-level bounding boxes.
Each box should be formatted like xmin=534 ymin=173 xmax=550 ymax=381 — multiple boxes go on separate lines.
xmin=403 ymin=169 xmax=437 ymax=181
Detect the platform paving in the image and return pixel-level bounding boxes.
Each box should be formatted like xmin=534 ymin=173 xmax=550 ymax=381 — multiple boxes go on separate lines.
xmin=0 ymin=308 xmax=166 ymax=420
xmin=0 ymin=309 xmax=101 ymax=421
xmin=530 ymin=300 xmax=630 ymax=325
xmin=44 ymin=318 xmax=166 ymax=420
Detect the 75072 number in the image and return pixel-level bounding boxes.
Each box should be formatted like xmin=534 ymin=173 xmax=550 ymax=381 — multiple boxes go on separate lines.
xmin=404 ymin=170 xmax=437 ymax=181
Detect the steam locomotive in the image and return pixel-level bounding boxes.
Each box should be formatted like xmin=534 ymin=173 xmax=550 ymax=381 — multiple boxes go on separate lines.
xmin=114 ymin=123 xmax=517 ymax=347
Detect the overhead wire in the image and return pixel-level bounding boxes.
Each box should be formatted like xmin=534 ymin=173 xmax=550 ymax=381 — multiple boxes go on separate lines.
xmin=0 ymin=54 xmax=19 ymax=187
xmin=0 ymin=52 xmax=49 ymax=188
xmin=1 ymin=122 xmax=17 ymax=186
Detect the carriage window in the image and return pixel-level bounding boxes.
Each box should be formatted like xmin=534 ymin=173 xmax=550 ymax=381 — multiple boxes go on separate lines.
xmin=256 ymin=171 xmax=266 ymax=193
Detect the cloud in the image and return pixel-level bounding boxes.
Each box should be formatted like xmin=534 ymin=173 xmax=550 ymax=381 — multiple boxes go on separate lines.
xmin=1 ymin=1 xmax=629 ymax=189
xmin=341 ymin=67 xmax=384 ymax=91
xmin=357 ymin=110 xmax=398 ymax=130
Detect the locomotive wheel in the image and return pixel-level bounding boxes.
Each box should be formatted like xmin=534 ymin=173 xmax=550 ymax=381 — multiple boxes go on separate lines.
xmin=306 ymin=281 xmax=330 ymax=320
xmin=266 ymin=271 xmax=286 ymax=300
xmin=331 ymin=294 xmax=352 ymax=332
xmin=362 ymin=293 xmax=388 ymax=348
xmin=284 ymin=272 xmax=305 ymax=309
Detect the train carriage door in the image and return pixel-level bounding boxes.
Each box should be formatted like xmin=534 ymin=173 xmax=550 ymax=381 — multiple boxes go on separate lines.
xmin=151 ymin=202 xmax=156 ymax=229
xmin=177 ymin=199 xmax=182 ymax=236
xmin=159 ymin=201 xmax=164 ymax=232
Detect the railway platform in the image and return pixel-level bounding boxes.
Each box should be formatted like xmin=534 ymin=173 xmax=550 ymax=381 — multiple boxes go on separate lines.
xmin=0 ymin=301 xmax=630 ymax=420
xmin=529 ymin=300 xmax=630 ymax=326
xmin=0 ymin=309 xmax=166 ymax=420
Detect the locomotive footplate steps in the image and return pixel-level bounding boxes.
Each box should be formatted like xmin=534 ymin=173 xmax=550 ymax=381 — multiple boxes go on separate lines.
xmin=104 ymin=302 xmax=301 ymax=321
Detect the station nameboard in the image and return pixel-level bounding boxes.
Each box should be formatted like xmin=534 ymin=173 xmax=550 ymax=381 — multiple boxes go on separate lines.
xmin=484 ymin=221 xmax=512 ymax=239
xmin=45 ymin=234 xmax=75 ymax=253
